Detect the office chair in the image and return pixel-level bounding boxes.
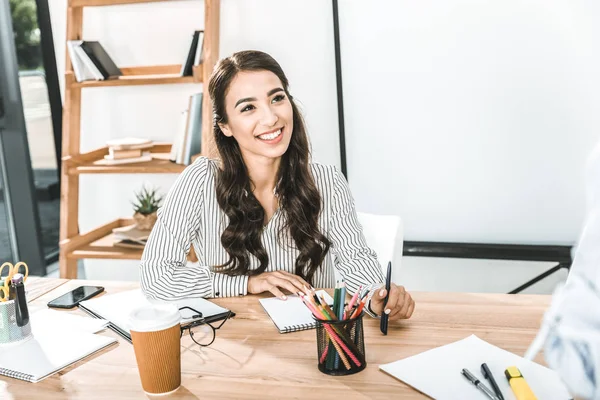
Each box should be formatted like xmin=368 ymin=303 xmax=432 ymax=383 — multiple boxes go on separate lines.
xmin=333 ymin=211 xmax=404 ymax=285
xmin=356 ymin=212 xmax=403 ymax=284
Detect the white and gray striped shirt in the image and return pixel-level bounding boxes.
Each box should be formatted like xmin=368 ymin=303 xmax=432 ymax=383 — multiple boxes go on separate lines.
xmin=140 ymin=156 xmax=385 ymax=301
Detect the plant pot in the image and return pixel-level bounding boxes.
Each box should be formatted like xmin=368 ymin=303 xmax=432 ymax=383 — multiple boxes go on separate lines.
xmin=133 ymin=212 xmax=157 ymax=231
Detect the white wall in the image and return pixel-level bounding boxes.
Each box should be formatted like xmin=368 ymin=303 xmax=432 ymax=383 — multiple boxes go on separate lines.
xmin=49 ymin=0 xmax=341 ymax=280
xmin=339 ymin=0 xmax=600 ymax=245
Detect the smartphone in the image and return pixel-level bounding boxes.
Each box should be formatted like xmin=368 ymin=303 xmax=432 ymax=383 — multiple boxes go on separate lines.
xmin=47 ymin=285 xmax=104 ymax=309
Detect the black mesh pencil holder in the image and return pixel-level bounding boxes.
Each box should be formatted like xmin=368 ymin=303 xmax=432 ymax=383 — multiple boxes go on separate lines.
xmin=314 ymin=312 xmax=367 ymax=376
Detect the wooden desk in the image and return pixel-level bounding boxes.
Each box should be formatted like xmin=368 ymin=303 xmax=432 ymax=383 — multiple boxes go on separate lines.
xmin=25 ymin=277 xmax=69 ymax=302
xmin=3 ymin=279 xmax=552 ymax=399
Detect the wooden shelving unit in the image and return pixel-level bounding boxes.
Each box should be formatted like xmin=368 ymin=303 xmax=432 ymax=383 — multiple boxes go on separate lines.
xmin=59 ymin=0 xmax=219 ymax=278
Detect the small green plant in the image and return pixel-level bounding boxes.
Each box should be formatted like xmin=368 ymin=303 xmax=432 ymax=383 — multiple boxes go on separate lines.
xmin=131 ymin=186 xmax=163 ymax=215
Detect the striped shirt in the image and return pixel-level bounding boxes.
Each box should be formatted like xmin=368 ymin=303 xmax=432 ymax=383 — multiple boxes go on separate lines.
xmin=140 ymin=156 xmax=385 ymax=302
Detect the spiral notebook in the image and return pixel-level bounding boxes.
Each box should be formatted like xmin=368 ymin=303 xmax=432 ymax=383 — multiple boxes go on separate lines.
xmin=259 ymin=291 xmax=334 ymax=333
xmin=0 ymin=329 xmax=116 ymax=383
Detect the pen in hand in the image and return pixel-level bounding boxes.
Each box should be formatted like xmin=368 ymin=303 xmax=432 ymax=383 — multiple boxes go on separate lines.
xmin=380 ymin=262 xmax=392 ymax=335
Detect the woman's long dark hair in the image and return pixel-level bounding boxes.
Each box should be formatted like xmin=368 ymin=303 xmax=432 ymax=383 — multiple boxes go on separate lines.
xmin=209 ymin=50 xmax=331 ymax=285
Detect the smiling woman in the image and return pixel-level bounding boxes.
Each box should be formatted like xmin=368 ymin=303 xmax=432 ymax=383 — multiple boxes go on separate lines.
xmin=140 ymin=50 xmax=415 ymax=324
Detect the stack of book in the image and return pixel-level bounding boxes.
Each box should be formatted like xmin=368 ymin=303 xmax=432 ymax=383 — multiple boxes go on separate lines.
xmin=112 ymin=224 xmax=149 ymax=250
xmin=67 ymin=40 xmax=122 ymax=82
xmin=104 ymin=138 xmax=153 ymax=165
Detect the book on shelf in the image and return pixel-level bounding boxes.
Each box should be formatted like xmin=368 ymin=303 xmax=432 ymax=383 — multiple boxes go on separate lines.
xmin=67 ymin=40 xmax=121 ymax=82
xmin=67 ymin=40 xmax=101 ymax=82
xmin=103 ymin=152 xmax=152 ymax=165
xmin=106 ymin=137 xmax=153 ymax=151
xmin=103 ymin=138 xmax=154 ymax=165
xmin=180 ymin=30 xmax=204 ymax=77
xmin=170 ymin=93 xmax=202 ymax=166
xmin=107 ymin=148 xmax=143 ymax=160
xmin=170 ymin=110 xmax=189 ymax=164
xmin=79 ymin=41 xmax=122 ymax=80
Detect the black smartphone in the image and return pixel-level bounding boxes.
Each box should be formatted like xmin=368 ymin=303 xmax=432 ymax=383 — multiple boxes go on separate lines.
xmin=47 ymin=285 xmax=104 ymax=309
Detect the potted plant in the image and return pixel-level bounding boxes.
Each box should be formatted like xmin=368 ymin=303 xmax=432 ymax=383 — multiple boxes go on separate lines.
xmin=131 ymin=186 xmax=163 ymax=230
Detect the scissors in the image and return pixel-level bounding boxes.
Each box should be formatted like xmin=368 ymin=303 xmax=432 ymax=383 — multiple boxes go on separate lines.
xmin=0 ymin=262 xmax=28 ymax=302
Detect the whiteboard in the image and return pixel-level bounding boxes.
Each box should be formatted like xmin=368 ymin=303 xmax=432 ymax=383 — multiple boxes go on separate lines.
xmin=339 ymin=0 xmax=600 ymax=245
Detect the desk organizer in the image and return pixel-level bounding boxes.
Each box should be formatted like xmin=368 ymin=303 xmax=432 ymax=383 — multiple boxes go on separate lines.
xmin=0 ymin=299 xmax=32 ymax=345
xmin=315 ymin=312 xmax=367 ymax=376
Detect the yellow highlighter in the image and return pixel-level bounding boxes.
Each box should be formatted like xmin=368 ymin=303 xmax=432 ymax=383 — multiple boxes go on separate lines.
xmin=505 ymin=366 xmax=537 ymax=400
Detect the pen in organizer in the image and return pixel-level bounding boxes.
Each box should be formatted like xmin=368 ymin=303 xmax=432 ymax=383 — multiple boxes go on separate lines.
xmin=461 ymin=368 xmax=500 ymax=400
xmin=380 ymin=261 xmax=392 ymax=335
xmin=11 ymin=273 xmax=29 ymax=327
xmin=481 ymin=363 xmax=504 ymax=400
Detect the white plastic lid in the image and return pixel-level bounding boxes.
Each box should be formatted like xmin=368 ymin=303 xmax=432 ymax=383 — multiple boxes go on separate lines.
xmin=128 ymin=304 xmax=180 ymax=333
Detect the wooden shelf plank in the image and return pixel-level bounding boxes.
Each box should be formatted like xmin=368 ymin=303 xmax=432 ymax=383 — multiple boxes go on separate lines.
xmin=63 ymin=143 xmax=202 ymax=174
xmin=69 ymin=0 xmax=172 ymax=7
xmin=64 ymin=218 xmax=198 ymax=261
xmin=70 ymin=74 xmax=195 ymax=88
xmin=67 ymin=64 xmax=202 ymax=88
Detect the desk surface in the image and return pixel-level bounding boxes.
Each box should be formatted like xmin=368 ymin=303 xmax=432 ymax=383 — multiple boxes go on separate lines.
xmin=2 ymin=279 xmax=552 ymax=399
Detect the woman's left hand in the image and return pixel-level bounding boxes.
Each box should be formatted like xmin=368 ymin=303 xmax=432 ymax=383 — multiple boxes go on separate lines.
xmin=369 ymin=283 xmax=415 ymax=320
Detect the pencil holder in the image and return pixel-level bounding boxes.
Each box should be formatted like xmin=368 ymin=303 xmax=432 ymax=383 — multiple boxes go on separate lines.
xmin=0 ymin=299 xmax=32 ymax=345
xmin=314 ymin=312 xmax=367 ymax=376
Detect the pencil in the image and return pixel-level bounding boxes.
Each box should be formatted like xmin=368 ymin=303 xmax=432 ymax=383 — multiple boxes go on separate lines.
xmin=321 ymin=323 xmax=362 ymax=367
xmin=347 ymin=286 xmax=362 ymax=314
xmin=319 ymin=294 xmax=337 ymax=319
xmin=350 ymin=299 xmax=366 ymax=319
xmin=325 ymin=329 xmax=351 ymax=370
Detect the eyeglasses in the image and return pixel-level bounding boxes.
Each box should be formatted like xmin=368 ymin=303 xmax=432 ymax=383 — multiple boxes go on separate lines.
xmin=178 ymin=306 xmax=232 ymax=347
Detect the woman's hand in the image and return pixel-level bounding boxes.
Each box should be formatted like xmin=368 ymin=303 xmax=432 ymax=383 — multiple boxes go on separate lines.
xmin=247 ymin=271 xmax=311 ymax=300
xmin=369 ymin=283 xmax=415 ymax=320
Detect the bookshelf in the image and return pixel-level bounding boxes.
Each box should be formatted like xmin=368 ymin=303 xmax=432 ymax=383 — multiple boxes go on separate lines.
xmin=59 ymin=0 xmax=219 ymax=278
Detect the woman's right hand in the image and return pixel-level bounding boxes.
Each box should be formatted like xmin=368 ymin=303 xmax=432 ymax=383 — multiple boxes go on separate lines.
xmin=247 ymin=271 xmax=310 ymax=300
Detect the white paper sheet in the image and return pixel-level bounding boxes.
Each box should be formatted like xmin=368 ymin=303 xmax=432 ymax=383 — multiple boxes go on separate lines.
xmin=380 ymin=335 xmax=572 ymax=400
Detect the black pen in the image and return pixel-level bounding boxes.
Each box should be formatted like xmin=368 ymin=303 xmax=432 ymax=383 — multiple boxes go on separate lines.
xmin=380 ymin=261 xmax=392 ymax=335
xmin=462 ymin=368 xmax=500 ymax=400
xmin=481 ymin=363 xmax=504 ymax=400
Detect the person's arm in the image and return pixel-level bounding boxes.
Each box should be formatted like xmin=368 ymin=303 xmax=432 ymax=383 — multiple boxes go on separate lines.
xmin=328 ymin=167 xmax=386 ymax=308
xmin=140 ymin=159 xmax=248 ymax=300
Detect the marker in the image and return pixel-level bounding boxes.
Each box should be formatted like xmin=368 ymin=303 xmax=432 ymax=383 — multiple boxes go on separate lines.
xmin=505 ymin=366 xmax=537 ymax=400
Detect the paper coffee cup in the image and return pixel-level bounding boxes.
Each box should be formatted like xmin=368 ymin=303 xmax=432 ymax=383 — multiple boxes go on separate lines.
xmin=129 ymin=304 xmax=181 ymax=395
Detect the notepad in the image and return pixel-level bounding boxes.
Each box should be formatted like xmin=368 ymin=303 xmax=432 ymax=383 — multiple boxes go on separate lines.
xmin=379 ymin=335 xmax=571 ymax=400
xmin=79 ymin=289 xmax=233 ymax=342
xmin=0 ymin=330 xmax=116 ymax=383
xmin=30 ymin=308 xmax=109 ymax=335
xmin=259 ymin=291 xmax=334 ymax=333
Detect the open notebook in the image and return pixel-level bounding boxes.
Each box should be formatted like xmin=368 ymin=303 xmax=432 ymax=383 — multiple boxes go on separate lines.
xmin=380 ymin=335 xmax=571 ymax=400
xmin=0 ymin=328 xmax=116 ymax=383
xmin=259 ymin=291 xmax=334 ymax=333
xmin=79 ymin=289 xmax=233 ymax=342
